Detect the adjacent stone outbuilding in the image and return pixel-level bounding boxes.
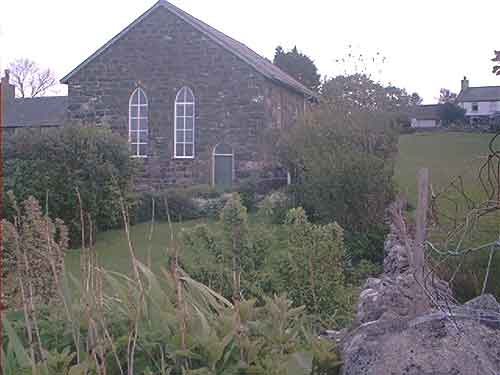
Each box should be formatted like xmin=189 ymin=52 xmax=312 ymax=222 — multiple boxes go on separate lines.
xmin=61 ymin=0 xmax=316 ymax=188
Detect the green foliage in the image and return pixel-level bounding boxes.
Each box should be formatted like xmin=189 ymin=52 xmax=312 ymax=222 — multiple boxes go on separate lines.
xmin=258 ymin=190 xmax=293 ymax=225
xmin=439 ymin=102 xmax=466 ymax=126
xmin=322 ymin=74 xmax=421 ymax=115
xmin=3 ymin=258 xmax=342 ymax=375
xmin=281 ymin=208 xmax=348 ymax=325
xmin=220 ymin=193 xmax=248 ymax=262
xmin=3 ymin=126 xmax=135 ymax=247
xmin=344 ymin=225 xmax=388 ymax=266
xmin=133 ymin=189 xmax=201 ymax=223
xmin=279 ymin=99 xmax=397 ymax=234
xmin=274 ymin=46 xmax=321 ymax=92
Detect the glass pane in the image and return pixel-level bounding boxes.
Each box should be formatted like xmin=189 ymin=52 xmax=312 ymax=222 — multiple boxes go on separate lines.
xmin=185 ymin=144 xmax=193 ymax=157
xmin=130 ymin=119 xmax=138 ymax=131
xmin=176 ymin=143 xmax=185 ymax=157
xmin=185 ymin=104 xmax=194 ymax=116
xmin=185 ymin=88 xmax=194 ymax=102
xmin=185 ymin=130 xmax=193 ymax=143
xmin=130 ymin=106 xmax=139 ymax=118
xmin=176 ymin=130 xmax=185 ymax=143
xmin=138 ymin=144 xmax=148 ymax=157
xmin=139 ymin=131 xmax=148 ymax=143
xmin=176 ymin=104 xmax=184 ymax=116
xmin=185 ymin=116 xmax=194 ymax=130
xmin=139 ymin=89 xmax=147 ymax=104
xmin=139 ymin=118 xmax=148 ymax=130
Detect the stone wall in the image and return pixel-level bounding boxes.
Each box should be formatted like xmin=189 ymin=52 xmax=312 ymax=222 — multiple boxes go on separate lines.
xmin=66 ymin=6 xmax=306 ymax=189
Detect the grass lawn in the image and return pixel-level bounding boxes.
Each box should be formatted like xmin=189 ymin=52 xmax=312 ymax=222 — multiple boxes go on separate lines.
xmin=64 ymin=218 xmax=215 ymax=278
xmin=64 ymin=215 xmax=284 ymax=279
xmin=395 ymin=131 xmax=499 ymax=247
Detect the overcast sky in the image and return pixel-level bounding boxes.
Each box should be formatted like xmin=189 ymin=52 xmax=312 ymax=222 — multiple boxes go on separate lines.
xmin=1 ymin=0 xmax=499 ymax=103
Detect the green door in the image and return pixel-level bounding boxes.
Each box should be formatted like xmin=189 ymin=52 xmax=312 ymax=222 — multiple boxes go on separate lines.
xmin=214 ymin=144 xmax=233 ymax=189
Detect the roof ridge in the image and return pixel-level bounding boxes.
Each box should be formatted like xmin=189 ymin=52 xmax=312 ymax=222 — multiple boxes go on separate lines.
xmin=156 ymin=0 xmax=316 ymax=97
xmin=61 ymin=0 xmax=316 ymax=98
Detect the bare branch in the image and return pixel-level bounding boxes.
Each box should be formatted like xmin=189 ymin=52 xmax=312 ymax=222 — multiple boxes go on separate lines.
xmin=7 ymin=58 xmax=57 ymax=98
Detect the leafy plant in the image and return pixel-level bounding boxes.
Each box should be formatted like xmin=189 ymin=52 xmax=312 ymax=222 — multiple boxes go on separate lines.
xmin=281 ymin=208 xmax=349 ymax=325
xmin=3 ymin=126 xmax=135 ymax=246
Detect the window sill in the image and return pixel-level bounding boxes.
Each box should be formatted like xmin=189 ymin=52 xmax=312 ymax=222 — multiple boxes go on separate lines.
xmin=131 ymin=155 xmax=148 ymax=159
xmin=173 ymin=156 xmax=195 ymax=160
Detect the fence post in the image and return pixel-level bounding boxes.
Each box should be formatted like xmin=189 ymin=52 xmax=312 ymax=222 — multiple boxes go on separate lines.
xmin=415 ymin=168 xmax=429 ymax=277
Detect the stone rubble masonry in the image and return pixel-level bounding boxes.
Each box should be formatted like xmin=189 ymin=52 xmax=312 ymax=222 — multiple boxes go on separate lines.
xmin=65 ymin=6 xmax=307 ymax=189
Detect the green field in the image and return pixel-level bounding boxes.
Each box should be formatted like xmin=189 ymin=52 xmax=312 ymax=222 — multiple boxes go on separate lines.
xmin=395 ymin=132 xmax=493 ymax=202
xmin=395 ymin=132 xmax=499 ymax=245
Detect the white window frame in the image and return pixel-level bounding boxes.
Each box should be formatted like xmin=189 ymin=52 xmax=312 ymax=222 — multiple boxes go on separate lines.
xmin=174 ymin=87 xmax=195 ymax=159
xmin=128 ymin=87 xmax=149 ymax=158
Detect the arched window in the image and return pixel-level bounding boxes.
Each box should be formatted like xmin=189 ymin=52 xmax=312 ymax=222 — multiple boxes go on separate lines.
xmin=128 ymin=87 xmax=149 ymax=158
xmin=174 ymin=87 xmax=195 ymax=158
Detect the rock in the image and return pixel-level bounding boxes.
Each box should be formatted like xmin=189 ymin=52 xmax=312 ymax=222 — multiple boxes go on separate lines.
xmin=341 ymin=210 xmax=499 ymax=374
xmin=342 ymin=308 xmax=500 ymax=375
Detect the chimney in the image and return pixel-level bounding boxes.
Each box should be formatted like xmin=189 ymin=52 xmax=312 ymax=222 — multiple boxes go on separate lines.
xmin=461 ymin=76 xmax=469 ymax=92
xmin=1 ymin=69 xmax=15 ymax=100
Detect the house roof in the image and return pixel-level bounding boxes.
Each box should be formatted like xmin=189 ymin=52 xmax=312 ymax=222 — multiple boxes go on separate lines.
xmin=457 ymin=86 xmax=500 ymax=102
xmin=3 ymin=96 xmax=68 ymax=128
xmin=60 ymin=0 xmax=317 ymax=100
xmin=410 ymin=104 xmax=442 ymax=120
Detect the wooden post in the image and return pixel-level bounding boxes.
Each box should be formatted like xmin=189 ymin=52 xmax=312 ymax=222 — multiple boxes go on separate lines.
xmin=415 ymin=168 xmax=429 ymax=275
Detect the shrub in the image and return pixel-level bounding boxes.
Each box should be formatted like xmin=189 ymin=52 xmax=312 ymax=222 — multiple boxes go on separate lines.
xmin=280 ymin=208 xmax=349 ymax=325
xmin=3 ymin=126 xmax=135 ymax=247
xmin=279 ymin=98 xmax=397 ymax=265
xmin=258 ymin=189 xmax=293 ymax=224
xmin=133 ymin=189 xmax=200 ymax=223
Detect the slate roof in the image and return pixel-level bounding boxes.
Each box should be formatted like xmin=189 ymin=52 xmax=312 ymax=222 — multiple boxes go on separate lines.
xmin=457 ymin=86 xmax=500 ymax=102
xmin=410 ymin=104 xmax=442 ymax=120
xmin=3 ymin=96 xmax=68 ymax=128
xmin=60 ymin=0 xmax=317 ymax=100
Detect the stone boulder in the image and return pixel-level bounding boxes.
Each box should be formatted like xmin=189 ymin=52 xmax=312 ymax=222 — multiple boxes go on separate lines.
xmin=341 ymin=214 xmax=500 ymax=375
xmin=342 ymin=294 xmax=500 ymax=375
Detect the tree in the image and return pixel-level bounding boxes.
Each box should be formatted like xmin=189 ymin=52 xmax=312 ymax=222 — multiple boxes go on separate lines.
xmin=322 ymin=73 xmax=421 ymax=114
xmin=493 ymin=50 xmax=500 ymax=76
xmin=274 ymin=46 xmax=321 ymax=92
xmin=7 ymin=58 xmax=57 ymax=97
xmin=439 ymin=102 xmax=466 ymax=126
xmin=438 ymin=88 xmax=457 ymax=104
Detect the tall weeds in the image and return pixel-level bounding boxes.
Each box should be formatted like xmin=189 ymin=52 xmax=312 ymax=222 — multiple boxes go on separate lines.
xmin=2 ymin=193 xmax=342 ymax=375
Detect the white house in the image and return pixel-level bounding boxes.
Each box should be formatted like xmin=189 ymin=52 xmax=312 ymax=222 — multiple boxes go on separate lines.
xmin=410 ymin=104 xmax=442 ymax=128
xmin=457 ymin=77 xmax=500 ymax=124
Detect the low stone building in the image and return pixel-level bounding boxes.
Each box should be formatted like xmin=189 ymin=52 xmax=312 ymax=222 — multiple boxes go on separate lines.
xmin=57 ymin=0 xmax=316 ymax=188
xmin=1 ymin=71 xmax=67 ymax=134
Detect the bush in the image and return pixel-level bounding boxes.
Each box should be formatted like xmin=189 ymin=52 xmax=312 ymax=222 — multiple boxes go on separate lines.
xmin=258 ymin=189 xmax=293 ymax=224
xmin=279 ymin=98 xmax=397 ymax=265
xmin=133 ymin=189 xmax=201 ymax=223
xmin=4 ymin=126 xmax=135 ymax=247
xmin=280 ymin=208 xmax=349 ymax=325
